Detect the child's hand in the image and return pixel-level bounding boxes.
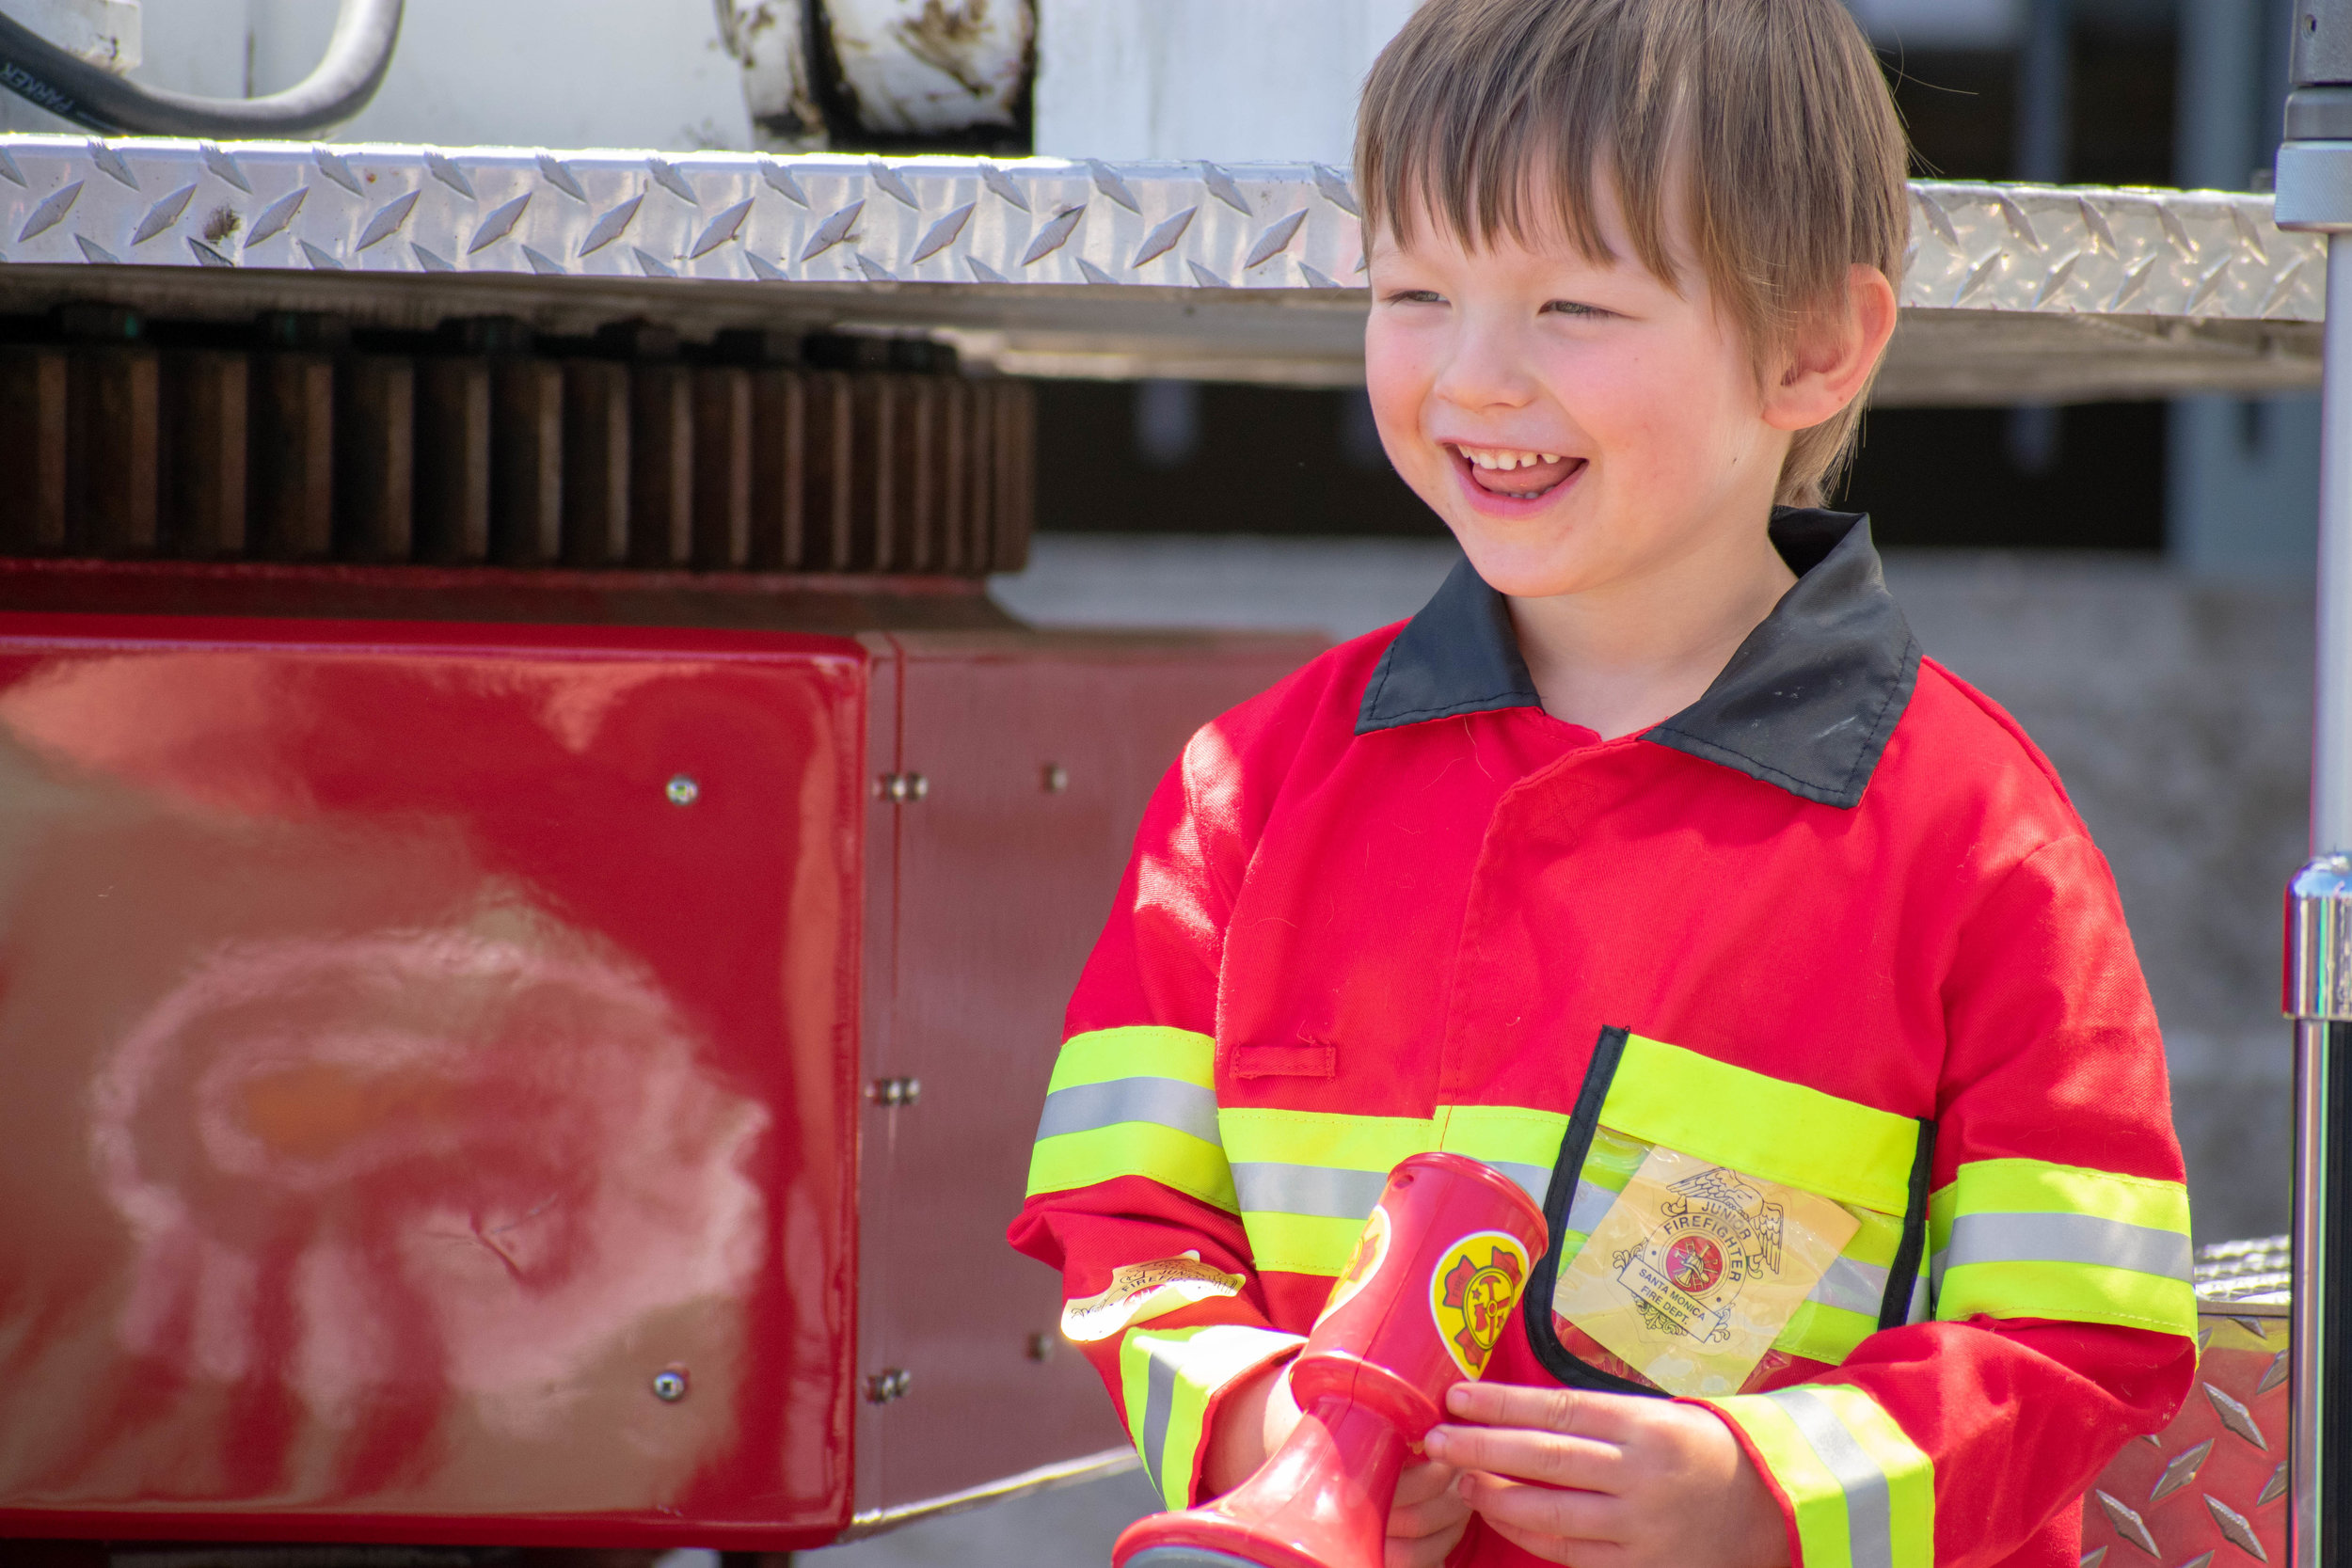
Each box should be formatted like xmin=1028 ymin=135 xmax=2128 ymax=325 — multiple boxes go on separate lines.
xmin=1386 ymin=1453 xmax=1472 ymax=1568
xmin=1422 ymin=1382 xmax=1789 ymax=1568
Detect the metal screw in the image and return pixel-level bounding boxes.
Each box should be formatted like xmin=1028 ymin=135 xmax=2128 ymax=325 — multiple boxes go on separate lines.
xmin=875 ymin=772 xmax=928 ymax=803
xmin=865 ymin=1368 xmax=913 ymax=1404
xmin=666 ymin=774 xmax=700 ymax=806
xmin=651 ymin=1368 xmax=689 ymax=1402
xmin=1041 ymin=763 xmax=1069 ymax=794
xmin=867 ymin=1076 xmax=921 ymax=1107
xmin=1026 ymin=1332 xmax=1057 ymax=1363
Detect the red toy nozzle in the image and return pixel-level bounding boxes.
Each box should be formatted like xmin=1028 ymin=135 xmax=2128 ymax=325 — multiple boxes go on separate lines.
xmin=1112 ymin=1151 xmax=1549 ymax=1568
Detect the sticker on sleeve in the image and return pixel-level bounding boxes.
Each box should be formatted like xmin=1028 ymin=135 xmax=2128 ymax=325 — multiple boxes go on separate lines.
xmin=1060 ymin=1253 xmax=1248 ymax=1342
xmin=1549 ymin=1144 xmax=1860 ymax=1397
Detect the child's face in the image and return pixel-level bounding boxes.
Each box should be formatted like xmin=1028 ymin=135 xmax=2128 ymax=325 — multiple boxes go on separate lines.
xmin=1363 ymin=179 xmax=1791 ymax=601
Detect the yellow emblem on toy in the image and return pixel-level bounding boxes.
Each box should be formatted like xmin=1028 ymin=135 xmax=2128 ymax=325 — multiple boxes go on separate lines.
xmin=1429 ymin=1229 xmax=1531 ymax=1378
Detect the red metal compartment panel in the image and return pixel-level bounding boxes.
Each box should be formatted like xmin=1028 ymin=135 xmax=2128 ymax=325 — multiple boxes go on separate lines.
xmin=0 ymin=613 xmax=868 ymax=1550
xmin=851 ymin=628 xmax=1327 ymax=1519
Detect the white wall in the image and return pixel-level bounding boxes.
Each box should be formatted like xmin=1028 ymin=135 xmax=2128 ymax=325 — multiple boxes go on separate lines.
xmin=1032 ymin=0 xmax=1421 ymax=165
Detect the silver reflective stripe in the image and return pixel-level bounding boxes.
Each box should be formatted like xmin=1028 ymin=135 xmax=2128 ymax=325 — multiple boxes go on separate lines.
xmin=1809 ymin=1254 xmax=1890 ymax=1317
xmin=1138 ymin=1339 xmax=1180 ymax=1497
xmin=1565 ymin=1178 xmax=1615 ymax=1237
xmin=1488 ymin=1160 xmax=1551 ymax=1208
xmin=1036 ymin=1077 xmax=1221 ymax=1146
xmin=1944 ymin=1211 xmax=2195 ymax=1282
xmin=1766 ymin=1387 xmax=1894 ymax=1568
xmin=1909 ymin=1270 xmax=1931 ymax=1323
xmin=1231 ymin=1162 xmax=1388 ymax=1219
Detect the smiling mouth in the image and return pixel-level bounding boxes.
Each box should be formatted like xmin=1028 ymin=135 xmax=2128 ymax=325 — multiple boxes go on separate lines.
xmin=1450 ymin=443 xmax=1582 ymax=500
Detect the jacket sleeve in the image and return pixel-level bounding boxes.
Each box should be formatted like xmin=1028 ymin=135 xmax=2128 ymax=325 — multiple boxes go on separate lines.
xmin=1696 ymin=834 xmax=2200 ymax=1568
xmin=1007 ymin=734 xmax=1304 ymax=1512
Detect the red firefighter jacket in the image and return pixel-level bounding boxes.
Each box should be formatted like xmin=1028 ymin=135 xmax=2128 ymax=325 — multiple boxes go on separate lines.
xmin=1008 ymin=511 xmax=2198 ymax=1568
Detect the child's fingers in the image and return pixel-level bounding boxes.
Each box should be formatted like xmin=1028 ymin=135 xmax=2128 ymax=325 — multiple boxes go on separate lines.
xmin=1457 ymin=1470 xmax=1623 ymax=1546
xmin=1384 ymin=1514 xmax=1471 ymax=1568
xmin=1479 ymin=1513 xmax=1605 ymax=1568
xmin=1391 ymin=1459 xmax=1459 ymax=1510
xmin=1444 ymin=1380 xmax=1642 ymax=1441
xmin=1388 ymin=1478 xmax=1471 ymax=1540
xmin=1422 ymin=1422 xmax=1623 ymax=1490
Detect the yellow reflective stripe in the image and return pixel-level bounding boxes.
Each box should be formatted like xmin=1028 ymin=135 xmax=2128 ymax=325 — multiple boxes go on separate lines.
xmin=1027 ymin=1122 xmax=1238 ymax=1211
xmin=1584 ymin=1126 xmax=1649 ymax=1191
xmin=1775 ymin=1300 xmax=1880 ymax=1366
xmin=1119 ymin=1323 xmax=1303 ymax=1511
xmin=1241 ymin=1210 xmax=1367 ymax=1276
xmin=1702 ymin=1385 xmax=1934 ymax=1568
xmin=1937 ymin=1259 xmax=2198 ymax=1335
xmin=1602 ymin=1036 xmax=1919 ymax=1214
xmin=1220 ymin=1106 xmax=1434 ymax=1169
xmin=1845 ymin=1209 xmax=1902 ymax=1268
xmin=1942 ymin=1157 xmax=2192 ymax=1234
xmin=1220 ymin=1105 xmax=1569 ymax=1274
xmin=1030 ymin=1027 xmax=1232 ymax=1207
xmin=1048 ymin=1025 xmax=1216 ymax=1092
xmin=1929 ymin=1182 xmax=1957 ymax=1247
xmin=1436 ymin=1102 xmax=1569 ymax=1172
xmin=1930 ymin=1158 xmax=2197 ymax=1336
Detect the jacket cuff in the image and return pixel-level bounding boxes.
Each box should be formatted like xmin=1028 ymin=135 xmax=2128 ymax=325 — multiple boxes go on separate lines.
xmin=1119 ymin=1323 xmax=1305 ymax=1511
xmin=1692 ymin=1385 xmax=1936 ymax=1568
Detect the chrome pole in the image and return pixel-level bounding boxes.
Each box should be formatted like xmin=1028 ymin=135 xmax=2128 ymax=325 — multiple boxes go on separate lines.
xmin=2273 ymin=12 xmax=2352 ymax=1558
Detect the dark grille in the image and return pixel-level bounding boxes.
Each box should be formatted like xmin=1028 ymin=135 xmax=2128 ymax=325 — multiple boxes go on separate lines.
xmin=0 ymin=307 xmax=1033 ymax=578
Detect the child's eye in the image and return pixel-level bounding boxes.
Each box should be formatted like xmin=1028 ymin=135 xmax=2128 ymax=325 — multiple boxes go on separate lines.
xmin=1540 ymin=299 xmax=1607 ymax=318
xmin=1383 ymin=289 xmax=1446 ymax=306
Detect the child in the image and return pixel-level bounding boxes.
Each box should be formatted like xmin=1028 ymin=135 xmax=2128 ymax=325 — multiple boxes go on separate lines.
xmin=1009 ymin=0 xmax=2198 ymax=1562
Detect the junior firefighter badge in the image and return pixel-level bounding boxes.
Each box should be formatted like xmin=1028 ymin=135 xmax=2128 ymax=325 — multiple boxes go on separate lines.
xmin=1551 ymin=1144 xmax=1860 ymax=1396
xmin=1430 ymin=1230 xmax=1532 ymax=1378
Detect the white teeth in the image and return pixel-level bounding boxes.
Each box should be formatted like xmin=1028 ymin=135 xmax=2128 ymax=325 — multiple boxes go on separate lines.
xmin=1458 ymin=446 xmax=1562 ymax=471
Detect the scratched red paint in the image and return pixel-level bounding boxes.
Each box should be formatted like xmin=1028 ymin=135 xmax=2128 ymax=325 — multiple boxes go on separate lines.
xmin=0 ymin=615 xmax=867 ymax=1551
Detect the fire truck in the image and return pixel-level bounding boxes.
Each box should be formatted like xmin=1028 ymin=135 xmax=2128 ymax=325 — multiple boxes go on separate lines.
xmin=0 ymin=1 xmax=2339 ymax=1563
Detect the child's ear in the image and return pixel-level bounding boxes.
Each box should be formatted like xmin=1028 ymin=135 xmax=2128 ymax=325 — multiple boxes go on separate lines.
xmin=1761 ymin=263 xmax=1898 ymax=433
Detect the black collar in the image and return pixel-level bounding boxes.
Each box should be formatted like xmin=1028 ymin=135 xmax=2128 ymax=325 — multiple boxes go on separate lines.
xmin=1355 ymin=509 xmax=1922 ymax=810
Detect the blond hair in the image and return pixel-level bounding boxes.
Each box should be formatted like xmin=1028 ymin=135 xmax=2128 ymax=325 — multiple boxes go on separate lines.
xmin=1356 ymin=0 xmax=1908 ymax=505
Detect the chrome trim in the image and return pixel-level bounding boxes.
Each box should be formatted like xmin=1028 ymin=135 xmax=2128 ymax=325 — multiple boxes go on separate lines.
xmin=2287 ymin=855 xmax=2352 ymax=1021
xmin=2292 ymin=1019 xmax=2328 ymax=1568
xmin=839 ymin=1444 xmax=1142 ymax=1540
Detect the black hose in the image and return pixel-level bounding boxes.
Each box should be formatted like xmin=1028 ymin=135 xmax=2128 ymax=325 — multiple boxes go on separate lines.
xmin=0 ymin=0 xmax=403 ymax=137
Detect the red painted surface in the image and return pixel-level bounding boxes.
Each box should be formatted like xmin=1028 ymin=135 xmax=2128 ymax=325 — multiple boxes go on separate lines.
xmin=0 ymin=613 xmax=869 ymax=1550
xmin=853 ymin=629 xmax=1329 ymax=1520
xmin=0 ymin=604 xmax=1327 ymax=1549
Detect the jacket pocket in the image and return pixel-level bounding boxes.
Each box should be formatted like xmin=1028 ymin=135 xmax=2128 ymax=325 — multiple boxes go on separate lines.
xmin=1522 ymin=1026 xmax=1934 ymax=1400
xmin=1231 ymin=1038 xmax=1338 ymax=1079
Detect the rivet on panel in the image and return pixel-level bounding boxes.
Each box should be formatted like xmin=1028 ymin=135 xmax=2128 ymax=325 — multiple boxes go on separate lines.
xmin=666 ymin=774 xmax=700 ymax=805
xmin=867 ymin=1076 xmax=921 ymax=1107
xmin=1041 ymin=763 xmax=1069 ymax=794
xmin=1026 ymin=1332 xmax=1057 ymax=1363
xmin=651 ymin=1368 xmax=689 ymax=1402
xmin=865 ymin=1368 xmax=913 ymax=1403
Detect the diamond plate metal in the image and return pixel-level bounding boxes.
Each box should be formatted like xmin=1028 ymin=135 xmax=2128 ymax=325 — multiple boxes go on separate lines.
xmin=0 ymin=135 xmax=2307 ymax=323
xmin=2081 ymin=1255 xmax=2289 ymax=1568
xmin=0 ymin=137 xmax=2312 ymax=400
xmin=0 ymin=138 xmax=1369 ymax=294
